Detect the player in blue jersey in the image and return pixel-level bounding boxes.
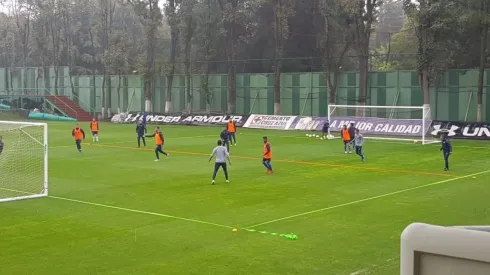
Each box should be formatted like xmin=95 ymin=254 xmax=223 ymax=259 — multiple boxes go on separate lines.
xmin=440 ymin=132 xmax=452 ymax=171
xmin=141 ymin=112 xmax=148 ymax=133
xmin=321 ymin=120 xmax=330 ymax=139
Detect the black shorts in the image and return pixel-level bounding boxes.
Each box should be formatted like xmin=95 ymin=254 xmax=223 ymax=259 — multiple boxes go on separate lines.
xmin=215 ymin=162 xmax=227 ymax=169
xmin=263 ymin=158 xmax=271 ymax=162
xmin=343 ymin=140 xmax=350 ymax=144
xmin=91 ymin=131 xmax=98 ymax=135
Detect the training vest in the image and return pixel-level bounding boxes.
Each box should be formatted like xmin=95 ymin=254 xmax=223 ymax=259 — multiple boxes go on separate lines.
xmin=227 ymin=121 xmax=236 ymax=133
xmin=91 ymin=121 xmax=99 ymax=131
xmin=73 ymin=128 xmax=83 ymax=140
xmin=155 ymin=132 xmax=163 ymax=145
xmin=263 ymin=142 xmax=272 ymax=159
xmin=342 ymin=129 xmax=351 ymax=141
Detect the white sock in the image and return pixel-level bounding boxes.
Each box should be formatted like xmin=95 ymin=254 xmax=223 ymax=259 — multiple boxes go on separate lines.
xmin=96 ymin=136 xmax=99 ymax=142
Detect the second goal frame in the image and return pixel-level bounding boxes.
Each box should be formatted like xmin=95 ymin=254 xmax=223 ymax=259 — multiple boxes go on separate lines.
xmin=326 ymin=105 xmax=437 ymax=144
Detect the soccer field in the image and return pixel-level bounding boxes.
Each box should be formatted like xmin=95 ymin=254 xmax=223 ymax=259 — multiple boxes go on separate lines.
xmin=1 ymin=122 xmax=489 ymax=275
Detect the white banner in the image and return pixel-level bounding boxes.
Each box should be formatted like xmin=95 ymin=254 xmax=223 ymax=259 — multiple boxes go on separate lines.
xmin=243 ymin=114 xmax=297 ymax=130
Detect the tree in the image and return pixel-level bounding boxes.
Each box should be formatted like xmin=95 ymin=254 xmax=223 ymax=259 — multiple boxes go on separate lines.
xmin=371 ymin=23 xmax=417 ymax=71
xmin=269 ymin=0 xmax=294 ymax=115
xmin=318 ymin=0 xmax=353 ymax=104
xmin=194 ymin=0 xmax=220 ymax=113
xmin=99 ymin=0 xmax=117 ymax=117
xmin=350 ymin=0 xmax=381 ymax=113
xmin=461 ymin=0 xmax=490 ymax=121
xmin=0 ymin=12 xmax=16 ymax=94
xmin=164 ymin=0 xmax=179 ymax=113
xmin=179 ymin=0 xmax=196 ymax=113
xmin=12 ymin=0 xmax=32 ymax=93
xmin=404 ymin=0 xmax=460 ymax=119
xmin=373 ymin=0 xmax=404 ymax=48
xmin=128 ymin=0 xmax=163 ymax=112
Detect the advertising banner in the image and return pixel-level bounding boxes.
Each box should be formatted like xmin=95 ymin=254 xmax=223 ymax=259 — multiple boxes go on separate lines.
xmin=291 ymin=115 xmax=428 ymax=136
xmin=111 ymin=113 xmax=248 ymax=126
xmin=243 ymin=115 xmax=297 ymax=130
xmin=327 ymin=116 xmax=429 ymax=136
xmin=430 ymin=120 xmax=490 ymax=140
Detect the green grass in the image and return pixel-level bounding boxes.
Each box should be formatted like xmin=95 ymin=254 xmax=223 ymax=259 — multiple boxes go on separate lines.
xmin=1 ymin=122 xmax=490 ymax=275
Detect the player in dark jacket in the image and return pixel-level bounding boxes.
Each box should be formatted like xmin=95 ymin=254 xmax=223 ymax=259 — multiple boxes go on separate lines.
xmin=440 ymin=133 xmax=452 ymax=171
xmin=136 ymin=121 xmax=146 ymax=147
xmin=220 ymin=128 xmax=230 ymax=152
xmin=348 ymin=123 xmax=356 ymax=145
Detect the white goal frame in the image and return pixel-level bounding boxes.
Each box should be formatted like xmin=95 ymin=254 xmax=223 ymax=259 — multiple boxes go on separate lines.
xmin=0 ymin=120 xmax=48 ymax=203
xmin=327 ymin=105 xmax=438 ymax=145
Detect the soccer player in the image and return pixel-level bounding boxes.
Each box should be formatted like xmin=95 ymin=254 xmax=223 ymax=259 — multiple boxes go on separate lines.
xmin=440 ymin=132 xmax=452 ymax=171
xmin=0 ymin=136 xmax=4 ymax=154
xmin=146 ymin=127 xmax=168 ymax=161
xmin=209 ymin=140 xmax=231 ymax=185
xmin=227 ymin=119 xmax=237 ymax=146
xmin=341 ymin=125 xmax=351 ymax=154
xmin=90 ymin=118 xmax=99 ymax=143
xmin=352 ymin=128 xmax=365 ymax=162
xmin=263 ymin=136 xmax=273 ymax=174
xmin=136 ymin=121 xmax=146 ymax=147
xmin=220 ymin=128 xmax=230 ymax=152
xmin=321 ymin=120 xmax=330 ymax=139
xmin=142 ymin=112 xmax=148 ymax=132
xmin=348 ymin=122 xmax=356 ymax=148
xmin=72 ymin=124 xmax=86 ymax=153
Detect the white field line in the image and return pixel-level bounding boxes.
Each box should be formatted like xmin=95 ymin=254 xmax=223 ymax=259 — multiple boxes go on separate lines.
xmin=245 ymin=170 xmax=490 ymax=228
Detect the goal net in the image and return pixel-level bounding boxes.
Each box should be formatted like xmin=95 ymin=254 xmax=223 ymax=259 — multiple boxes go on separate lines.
xmin=0 ymin=121 xmax=48 ymax=202
xmin=327 ymin=105 xmax=439 ymax=144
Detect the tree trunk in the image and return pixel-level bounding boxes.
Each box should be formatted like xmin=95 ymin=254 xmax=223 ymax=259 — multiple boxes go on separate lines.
xmin=326 ymin=71 xmax=339 ymax=105
xmin=117 ymin=74 xmax=122 ymax=113
xmin=420 ymin=70 xmax=431 ymax=120
xmin=101 ymin=74 xmax=106 ymax=118
xmin=477 ymin=23 xmax=488 ymax=122
xmin=166 ymin=30 xmax=178 ymax=113
xmin=106 ymin=73 xmax=112 ymax=117
xmin=227 ymin=61 xmax=236 ymax=114
xmin=184 ymin=48 xmax=191 ymax=114
xmin=144 ymin=73 xmax=152 ymax=112
xmin=273 ymin=59 xmax=281 ymax=115
xmin=358 ymin=54 xmax=369 ymax=116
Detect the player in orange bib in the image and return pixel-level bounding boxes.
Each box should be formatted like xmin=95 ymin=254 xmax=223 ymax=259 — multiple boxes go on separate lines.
xmin=72 ymin=124 xmax=86 ymax=153
xmin=146 ymin=127 xmax=169 ymax=161
xmin=90 ymin=118 xmax=99 ymax=143
xmin=341 ymin=124 xmax=351 ymax=154
xmin=227 ymin=119 xmax=237 ymax=146
xmin=262 ymin=136 xmax=273 ymax=174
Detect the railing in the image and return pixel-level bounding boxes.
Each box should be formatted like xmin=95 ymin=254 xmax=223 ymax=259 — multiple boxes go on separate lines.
xmin=43 ymin=98 xmax=70 ymax=118
xmin=42 ymin=89 xmax=78 ymax=119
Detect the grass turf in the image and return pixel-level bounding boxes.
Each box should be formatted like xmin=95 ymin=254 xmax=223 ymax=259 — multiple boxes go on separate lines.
xmin=1 ymin=122 xmax=489 ymax=275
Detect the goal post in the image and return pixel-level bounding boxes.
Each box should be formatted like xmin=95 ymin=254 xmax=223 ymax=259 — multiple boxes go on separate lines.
xmin=0 ymin=121 xmax=48 ymax=203
xmin=327 ymin=105 xmax=439 ymax=144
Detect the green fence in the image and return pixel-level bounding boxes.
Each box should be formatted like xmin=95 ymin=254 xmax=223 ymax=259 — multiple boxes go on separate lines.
xmin=0 ymin=67 xmax=489 ymax=121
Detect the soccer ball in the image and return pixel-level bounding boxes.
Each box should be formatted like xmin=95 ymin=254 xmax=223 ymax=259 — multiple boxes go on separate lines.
xmin=413 ymin=140 xmax=418 ymax=144
xmin=305 ymin=134 xmax=309 ymax=137
xmin=316 ymin=135 xmax=320 ymax=138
